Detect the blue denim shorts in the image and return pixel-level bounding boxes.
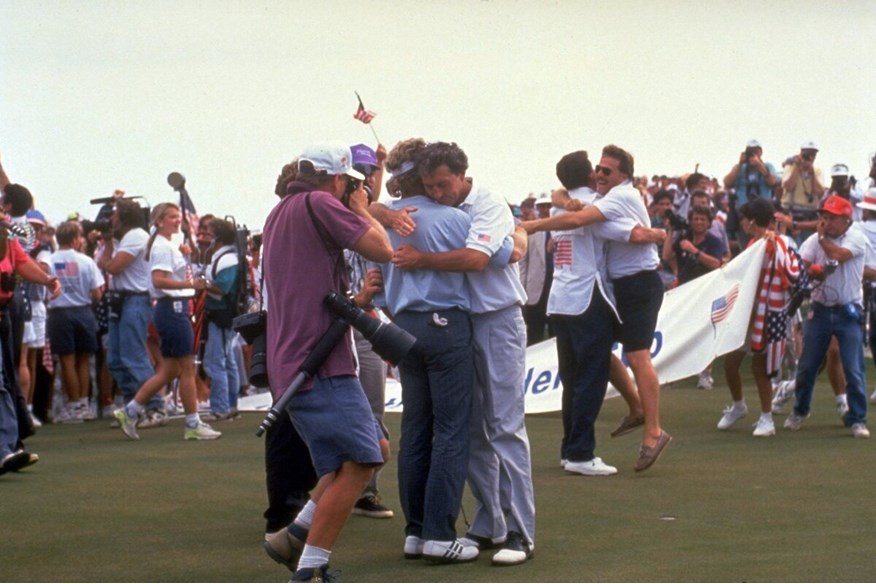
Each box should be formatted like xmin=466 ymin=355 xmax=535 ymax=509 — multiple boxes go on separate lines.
xmin=153 ymin=298 xmax=194 ymax=358
xmin=47 ymin=306 xmax=99 ymax=355
xmin=284 ymin=375 xmax=383 ymax=478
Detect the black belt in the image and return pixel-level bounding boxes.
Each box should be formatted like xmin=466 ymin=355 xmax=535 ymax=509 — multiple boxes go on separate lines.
xmin=117 ymin=290 xmax=149 ymax=297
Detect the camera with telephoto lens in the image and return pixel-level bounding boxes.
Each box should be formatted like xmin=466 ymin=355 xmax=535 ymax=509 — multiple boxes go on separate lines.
xmin=324 ymin=291 xmax=416 ymax=365
xmin=232 ymin=311 xmax=268 ymax=387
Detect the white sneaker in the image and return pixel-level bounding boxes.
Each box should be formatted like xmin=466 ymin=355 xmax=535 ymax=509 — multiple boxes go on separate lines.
xmin=422 ymin=539 xmax=479 ymax=563
xmin=403 ymin=535 xmax=424 ymax=559
xmin=717 ymin=404 xmax=748 ymax=430
xmin=55 ymin=406 xmax=84 ymax=424
xmin=852 ymin=423 xmax=871 ymax=439
xmin=752 ymin=415 xmax=775 ymax=437
xmin=75 ymin=403 xmax=96 ymax=422
xmin=771 ymin=380 xmax=796 ymax=414
xmin=560 ymin=458 xmax=568 ymax=468
xmin=564 ymin=457 xmax=618 ymax=476
xmin=29 ymin=412 xmax=43 ymax=428
xmin=783 ymin=412 xmax=809 ymax=431
xmin=696 ymin=372 xmax=714 ymax=390
xmin=139 ymin=410 xmax=168 ymax=429
xmin=184 ymin=421 xmax=222 ymax=440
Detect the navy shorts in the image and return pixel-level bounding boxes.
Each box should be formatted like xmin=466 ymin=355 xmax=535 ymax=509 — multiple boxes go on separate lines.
xmin=47 ymin=306 xmax=99 ymax=355
xmin=153 ymin=298 xmax=194 ymax=358
xmin=613 ymin=270 xmax=664 ymax=352
xmin=284 ymin=375 xmax=384 ymax=478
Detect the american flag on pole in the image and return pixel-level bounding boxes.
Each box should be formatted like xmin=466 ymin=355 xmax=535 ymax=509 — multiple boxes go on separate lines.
xmin=353 ymin=91 xmax=376 ymax=124
xmin=710 ymin=284 xmax=739 ymax=324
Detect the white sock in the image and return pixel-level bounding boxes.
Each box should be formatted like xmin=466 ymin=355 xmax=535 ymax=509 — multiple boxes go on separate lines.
xmin=185 ymin=413 xmax=201 ymax=428
xmin=836 ymin=394 xmax=848 ymax=405
xmin=297 ymin=544 xmax=331 ymax=570
xmin=760 ymin=412 xmax=773 ymax=421
xmin=125 ymin=401 xmax=145 ymax=418
xmin=294 ymin=500 xmax=317 ymax=530
xmin=733 ymin=400 xmax=746 ymax=410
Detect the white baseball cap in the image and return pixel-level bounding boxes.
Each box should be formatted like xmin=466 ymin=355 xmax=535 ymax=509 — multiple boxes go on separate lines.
xmin=830 ymin=163 xmax=850 ymax=177
xmin=298 ymin=142 xmax=365 ymax=180
xmin=535 ymin=192 xmax=552 ymax=206
xmin=746 ymin=139 xmax=762 ymax=149
xmin=800 ymin=141 xmax=819 ymax=152
xmin=856 ymin=188 xmax=876 ymax=212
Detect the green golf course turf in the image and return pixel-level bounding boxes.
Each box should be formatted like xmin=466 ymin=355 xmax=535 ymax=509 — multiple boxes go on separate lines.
xmin=3 ymin=356 xmax=876 ymax=582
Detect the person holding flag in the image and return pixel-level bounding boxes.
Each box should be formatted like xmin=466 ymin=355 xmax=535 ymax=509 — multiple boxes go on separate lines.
xmin=718 ymin=199 xmax=800 ymax=437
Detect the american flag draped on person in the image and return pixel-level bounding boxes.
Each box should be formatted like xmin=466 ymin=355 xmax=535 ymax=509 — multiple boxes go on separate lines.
xmin=750 ymin=235 xmax=801 ymax=375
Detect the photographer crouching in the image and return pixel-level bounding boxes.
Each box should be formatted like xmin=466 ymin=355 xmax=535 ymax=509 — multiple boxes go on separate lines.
xmin=261 ymin=142 xmax=392 ymax=582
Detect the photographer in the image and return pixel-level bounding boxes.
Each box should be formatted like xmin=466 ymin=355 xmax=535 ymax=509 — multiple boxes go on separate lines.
xmin=96 ymin=198 xmax=165 ymax=424
xmin=723 ymin=139 xmax=779 ymax=248
xmin=262 ymin=142 xmax=391 ymax=582
xmin=780 ymin=141 xmax=825 ymax=242
xmin=662 ymin=204 xmax=723 ymax=286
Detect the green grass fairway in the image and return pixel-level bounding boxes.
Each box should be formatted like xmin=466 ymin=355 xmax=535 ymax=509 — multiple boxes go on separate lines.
xmin=4 ymin=358 xmax=876 ymax=582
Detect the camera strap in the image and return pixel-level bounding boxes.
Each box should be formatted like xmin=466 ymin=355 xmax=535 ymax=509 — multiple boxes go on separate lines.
xmin=305 ymin=193 xmax=350 ymax=296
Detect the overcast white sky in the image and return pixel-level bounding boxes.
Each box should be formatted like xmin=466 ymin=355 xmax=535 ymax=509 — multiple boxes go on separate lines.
xmin=2 ymin=0 xmax=875 ymax=229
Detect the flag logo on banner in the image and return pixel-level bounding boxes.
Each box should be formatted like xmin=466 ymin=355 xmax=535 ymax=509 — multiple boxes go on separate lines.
xmin=710 ymin=284 xmax=739 ymax=324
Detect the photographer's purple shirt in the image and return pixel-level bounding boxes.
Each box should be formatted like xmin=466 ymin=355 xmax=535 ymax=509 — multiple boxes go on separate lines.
xmin=263 ymin=184 xmax=369 ymax=397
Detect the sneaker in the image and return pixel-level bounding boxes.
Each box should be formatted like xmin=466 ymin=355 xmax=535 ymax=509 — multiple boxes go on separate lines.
xmin=113 ymin=408 xmax=140 ymax=440
xmin=783 ymin=412 xmax=809 ymax=431
xmin=101 ymin=405 xmax=116 ymax=419
xmin=183 ymin=421 xmax=222 ymax=440
xmin=771 ymin=380 xmax=796 ymax=414
xmin=0 ymin=450 xmax=32 ymax=475
xmin=353 ymin=494 xmax=394 ymax=518
xmin=459 ymin=532 xmax=505 ymax=550
xmin=852 ymin=423 xmax=871 ymax=439
xmin=564 ymin=457 xmax=618 ymax=476
xmin=696 ymin=372 xmax=714 ymax=390
xmin=837 ymin=399 xmax=850 ymax=420
xmin=404 ymin=535 xmax=424 ymax=559
xmin=139 ymin=410 xmax=168 ymax=429
xmin=264 ymin=524 xmax=307 ymax=570
xmin=717 ymin=404 xmax=748 ymax=430
xmin=55 ymin=406 xmax=84 ymax=424
xmin=560 ymin=458 xmax=568 ymax=468
xmin=492 ymin=531 xmax=533 ymax=566
xmin=29 ymin=412 xmax=43 ymax=428
xmin=76 ymin=403 xmax=97 ymax=421
xmin=422 ymin=538 xmax=479 ymax=563
xmin=752 ymin=415 xmax=776 ymax=437
xmin=290 ymin=564 xmax=335 ymax=583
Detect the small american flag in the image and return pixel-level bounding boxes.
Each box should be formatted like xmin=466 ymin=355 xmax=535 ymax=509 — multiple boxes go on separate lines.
xmin=554 ymin=239 xmax=572 ymax=268
xmin=710 ymin=284 xmax=739 ymax=324
xmin=55 ymin=261 xmax=79 ymax=278
xmin=476 ymin=233 xmax=492 ymax=243
xmin=353 ymin=92 xmax=375 ymax=124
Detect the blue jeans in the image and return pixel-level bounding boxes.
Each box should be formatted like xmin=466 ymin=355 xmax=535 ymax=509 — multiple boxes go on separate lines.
xmin=794 ymin=303 xmax=868 ymax=425
xmin=107 ymin=295 xmax=161 ymax=409
xmin=552 ymin=289 xmax=616 ymax=462
xmin=395 ymin=308 xmax=474 ymax=541
xmin=203 ymin=321 xmax=240 ymax=414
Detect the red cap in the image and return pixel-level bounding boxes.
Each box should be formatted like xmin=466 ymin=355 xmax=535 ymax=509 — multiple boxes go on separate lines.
xmin=820 ymin=195 xmax=853 ymax=218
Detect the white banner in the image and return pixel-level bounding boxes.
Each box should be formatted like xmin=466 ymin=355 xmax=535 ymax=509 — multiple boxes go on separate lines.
xmin=239 ymin=240 xmax=766 ymax=415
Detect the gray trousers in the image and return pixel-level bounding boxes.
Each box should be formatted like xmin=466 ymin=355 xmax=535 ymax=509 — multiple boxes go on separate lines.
xmin=353 ymin=328 xmax=387 ymax=494
xmin=467 ymin=305 xmax=536 ymax=545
